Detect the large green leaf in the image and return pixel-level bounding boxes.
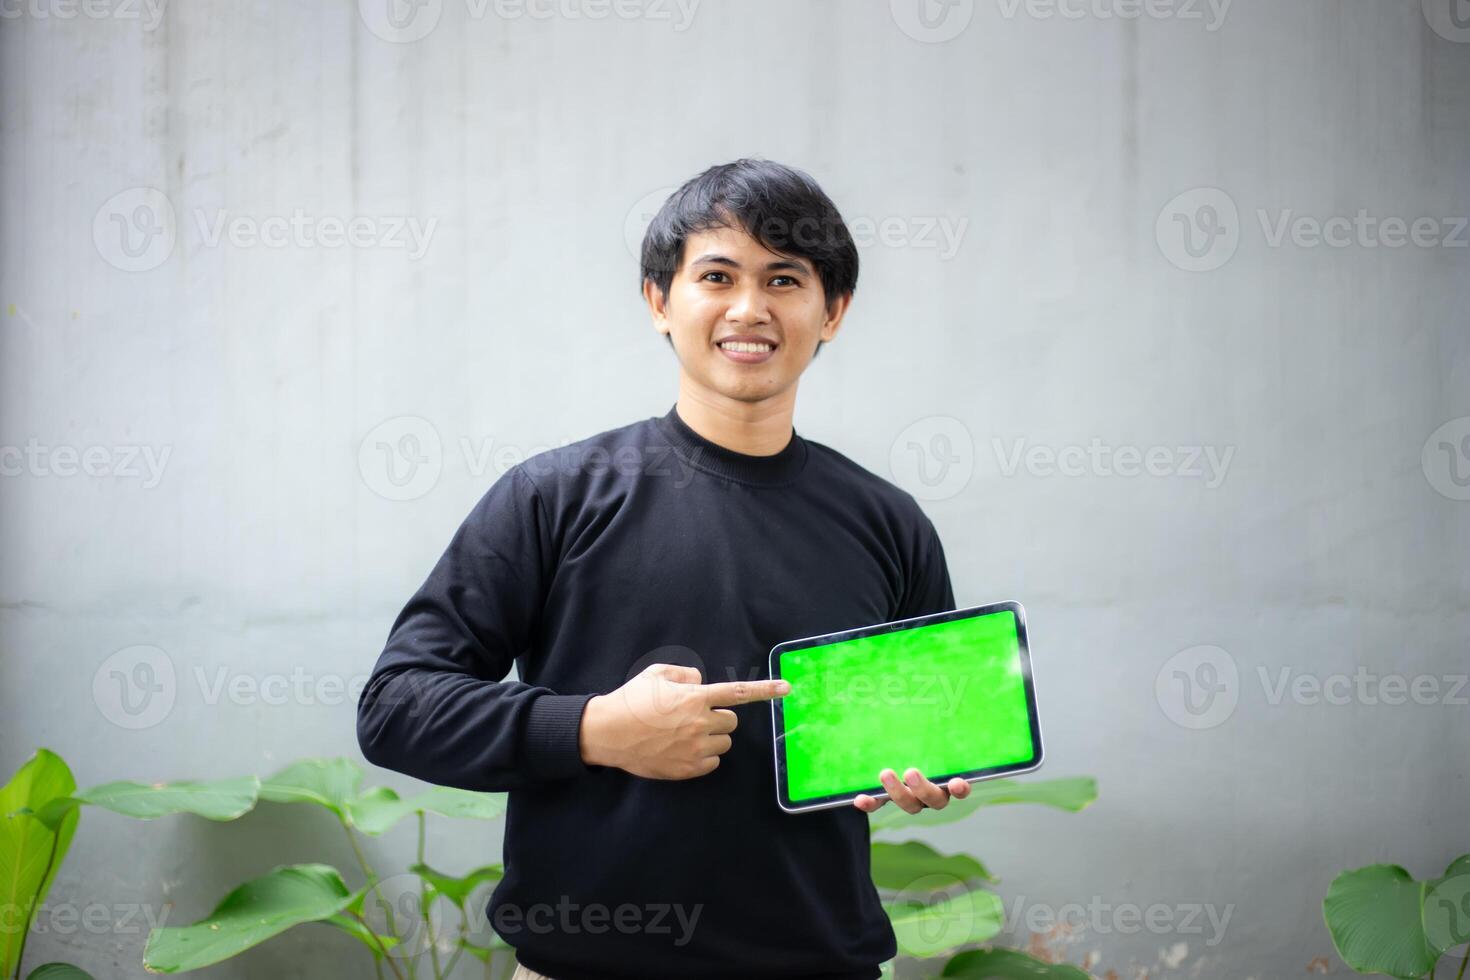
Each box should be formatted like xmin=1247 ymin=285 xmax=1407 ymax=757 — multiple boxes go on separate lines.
xmin=25 ymin=965 xmax=97 ymax=980
xmin=943 ymin=948 xmax=1093 ymax=978
xmin=32 ymin=776 xmax=260 ymax=829
xmin=410 ymin=861 xmax=504 ymax=909
xmin=258 ymin=758 xmax=363 ymax=818
xmin=869 ymin=778 xmax=1097 ymax=835
xmin=870 ymin=841 xmax=994 ymax=890
xmin=1323 ymin=863 xmax=1440 ymax=979
xmin=1 ymin=750 xmax=81 ymax=979
xmin=142 ymin=863 xmax=358 ymax=973
xmin=883 ymin=887 xmax=1004 ymax=958
xmin=258 ymin=759 xmax=505 ymax=835
xmin=348 ymin=786 xmax=506 ymax=836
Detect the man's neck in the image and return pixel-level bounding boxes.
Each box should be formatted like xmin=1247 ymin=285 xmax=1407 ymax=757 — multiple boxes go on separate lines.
xmin=673 ymin=387 xmax=796 ymax=457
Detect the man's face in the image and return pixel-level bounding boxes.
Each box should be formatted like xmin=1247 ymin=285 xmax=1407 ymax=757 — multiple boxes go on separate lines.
xmin=645 ymin=223 xmax=849 ymax=406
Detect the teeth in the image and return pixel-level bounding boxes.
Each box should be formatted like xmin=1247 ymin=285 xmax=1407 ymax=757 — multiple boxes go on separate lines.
xmin=719 ymin=341 xmax=774 ymax=353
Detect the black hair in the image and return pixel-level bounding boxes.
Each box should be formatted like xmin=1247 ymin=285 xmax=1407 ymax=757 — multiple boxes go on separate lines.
xmin=640 ymin=159 xmax=858 ymax=360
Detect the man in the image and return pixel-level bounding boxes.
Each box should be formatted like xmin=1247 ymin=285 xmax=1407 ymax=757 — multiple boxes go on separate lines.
xmin=356 ymin=158 xmax=968 ymax=980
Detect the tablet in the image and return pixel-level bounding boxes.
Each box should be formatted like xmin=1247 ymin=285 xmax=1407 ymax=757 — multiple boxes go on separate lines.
xmin=769 ymin=600 xmax=1043 ymax=814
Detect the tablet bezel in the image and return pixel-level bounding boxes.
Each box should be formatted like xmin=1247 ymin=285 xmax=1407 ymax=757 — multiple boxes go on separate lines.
xmin=768 ymin=599 xmax=1044 ymax=815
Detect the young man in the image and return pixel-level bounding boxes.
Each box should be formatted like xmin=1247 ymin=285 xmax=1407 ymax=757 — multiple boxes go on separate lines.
xmin=356 ymin=159 xmax=968 ymax=980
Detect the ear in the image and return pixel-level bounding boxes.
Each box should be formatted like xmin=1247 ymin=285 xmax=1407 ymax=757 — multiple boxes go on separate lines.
xmin=820 ymin=291 xmax=852 ymax=343
xmin=643 ymin=278 xmax=670 ymax=337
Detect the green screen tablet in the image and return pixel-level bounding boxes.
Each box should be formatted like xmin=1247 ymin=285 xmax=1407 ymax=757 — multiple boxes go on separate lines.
xmin=769 ymin=600 xmax=1043 ymax=814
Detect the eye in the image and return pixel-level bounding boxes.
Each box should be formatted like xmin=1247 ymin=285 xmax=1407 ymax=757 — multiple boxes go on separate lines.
xmin=770 ymin=275 xmax=800 ymax=287
xmin=700 ymin=271 xmax=730 ymax=283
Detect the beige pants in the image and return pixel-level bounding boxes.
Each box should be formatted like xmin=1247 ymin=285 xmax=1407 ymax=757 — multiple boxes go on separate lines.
xmin=510 ymin=959 xmax=555 ymax=980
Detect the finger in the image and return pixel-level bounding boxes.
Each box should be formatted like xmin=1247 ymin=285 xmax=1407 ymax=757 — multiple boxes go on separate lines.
xmin=880 ymin=768 xmax=922 ymax=814
xmin=647 ymin=663 xmax=702 ymax=685
xmin=949 ymin=778 xmax=971 ymax=799
xmin=853 ymin=793 xmax=888 ymax=812
xmin=707 ymin=707 xmax=738 ymax=734
xmin=703 ymin=732 xmax=732 ymax=756
xmin=701 ymin=677 xmax=791 ymax=707
xmin=904 ymin=768 xmax=950 ymax=809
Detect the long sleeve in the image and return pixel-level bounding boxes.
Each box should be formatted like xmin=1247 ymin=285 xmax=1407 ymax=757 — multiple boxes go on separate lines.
xmin=896 ymin=516 xmax=957 ymax=621
xmin=356 ymin=465 xmax=598 ymax=791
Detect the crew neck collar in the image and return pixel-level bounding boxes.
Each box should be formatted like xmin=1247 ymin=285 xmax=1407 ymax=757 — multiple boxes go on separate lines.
xmin=653 ymin=403 xmax=808 ymax=487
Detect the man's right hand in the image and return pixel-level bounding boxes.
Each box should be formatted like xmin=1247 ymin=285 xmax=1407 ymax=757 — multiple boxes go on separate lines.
xmin=577 ymin=663 xmax=790 ymax=779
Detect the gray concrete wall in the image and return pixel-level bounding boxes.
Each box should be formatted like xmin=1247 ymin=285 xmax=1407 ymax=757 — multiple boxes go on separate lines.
xmin=2 ymin=0 xmax=1466 ymax=976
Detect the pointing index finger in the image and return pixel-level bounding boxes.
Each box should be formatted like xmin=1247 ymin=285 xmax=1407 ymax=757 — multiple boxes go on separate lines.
xmin=701 ymin=678 xmax=791 ymax=707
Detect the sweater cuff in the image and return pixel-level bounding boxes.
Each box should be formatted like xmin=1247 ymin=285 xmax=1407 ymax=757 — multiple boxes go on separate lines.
xmin=522 ymin=692 xmax=598 ymax=781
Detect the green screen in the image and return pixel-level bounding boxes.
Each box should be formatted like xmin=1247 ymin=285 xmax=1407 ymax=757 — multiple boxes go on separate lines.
xmin=778 ymin=609 xmax=1035 ymax=804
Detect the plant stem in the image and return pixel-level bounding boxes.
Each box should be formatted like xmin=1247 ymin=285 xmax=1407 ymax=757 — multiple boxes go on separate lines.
xmin=350 ymin=911 xmax=409 ymax=980
xmin=1456 ymin=953 xmax=1468 ymax=980
xmin=439 ymin=921 xmax=470 ymax=977
xmin=342 ymin=818 xmax=413 ymax=979
xmin=12 ymin=814 xmax=64 ymax=980
xmin=418 ymin=812 xmax=443 ymax=979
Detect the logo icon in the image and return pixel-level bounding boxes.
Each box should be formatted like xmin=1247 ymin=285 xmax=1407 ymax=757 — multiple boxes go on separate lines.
xmin=1156 ymin=187 xmax=1240 ymax=272
xmin=360 ymin=874 xmax=439 ymax=958
xmin=93 ymin=645 xmax=177 ymax=730
xmin=885 ymin=873 xmax=990 ymax=955
xmin=1424 ymin=871 xmax=1470 ymax=961
xmin=624 ymin=186 xmax=677 ymax=264
xmin=890 ymin=0 xmax=975 ymax=43
xmin=1423 ymin=417 xmax=1470 ymax=501
xmin=1423 ymin=0 xmax=1470 ymax=42
xmin=359 ymin=416 xmax=443 ymax=501
xmin=1156 ymin=644 xmax=1238 ymax=730
xmin=620 ymin=645 xmax=709 ymax=728
xmin=93 ymin=188 xmax=176 ymax=272
xmin=359 ymin=0 xmax=443 ymax=43
xmin=890 ymin=416 xmax=974 ymax=501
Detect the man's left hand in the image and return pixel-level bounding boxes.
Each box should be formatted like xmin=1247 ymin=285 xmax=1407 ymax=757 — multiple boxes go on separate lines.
xmin=853 ymin=768 xmax=971 ymax=813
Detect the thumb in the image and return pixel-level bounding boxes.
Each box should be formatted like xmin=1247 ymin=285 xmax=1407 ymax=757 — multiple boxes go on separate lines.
xmin=645 ymin=663 xmax=702 ymax=685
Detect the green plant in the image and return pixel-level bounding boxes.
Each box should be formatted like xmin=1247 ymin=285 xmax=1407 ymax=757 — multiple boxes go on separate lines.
xmin=1 ymin=749 xmax=88 ymax=980
xmin=6 ymin=749 xmax=1099 ymax=979
xmin=1323 ymin=855 xmax=1470 ymax=979
xmin=3 ymin=750 xmax=514 ymax=980
xmin=868 ymin=776 xmax=1099 ymax=978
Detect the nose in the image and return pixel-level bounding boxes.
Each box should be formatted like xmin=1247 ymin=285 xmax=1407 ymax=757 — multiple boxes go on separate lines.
xmin=724 ymin=284 xmax=771 ymax=327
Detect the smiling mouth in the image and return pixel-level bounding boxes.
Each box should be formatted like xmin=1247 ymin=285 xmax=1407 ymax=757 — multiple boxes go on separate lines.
xmin=715 ymin=339 xmax=779 ymax=364
xmin=716 ymin=340 xmax=777 ymax=354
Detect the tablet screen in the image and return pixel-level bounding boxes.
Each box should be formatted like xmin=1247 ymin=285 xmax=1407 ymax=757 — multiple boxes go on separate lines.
xmin=770 ymin=601 xmax=1042 ymax=813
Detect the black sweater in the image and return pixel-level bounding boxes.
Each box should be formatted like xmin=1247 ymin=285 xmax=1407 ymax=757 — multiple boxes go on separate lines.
xmin=356 ymin=403 xmax=956 ymax=980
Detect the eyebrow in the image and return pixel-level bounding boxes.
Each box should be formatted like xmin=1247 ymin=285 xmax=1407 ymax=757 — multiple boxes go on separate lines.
xmin=688 ymin=253 xmax=811 ymax=275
